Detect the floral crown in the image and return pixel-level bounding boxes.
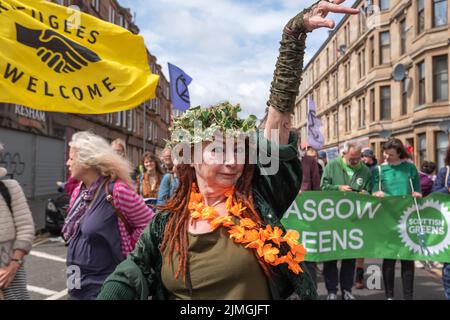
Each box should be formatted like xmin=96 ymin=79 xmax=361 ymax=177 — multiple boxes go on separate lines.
xmin=167 ymin=102 xmax=258 ymax=148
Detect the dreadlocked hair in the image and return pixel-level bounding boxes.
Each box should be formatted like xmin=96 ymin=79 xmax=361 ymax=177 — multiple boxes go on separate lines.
xmin=159 ymin=143 xmax=272 ymax=289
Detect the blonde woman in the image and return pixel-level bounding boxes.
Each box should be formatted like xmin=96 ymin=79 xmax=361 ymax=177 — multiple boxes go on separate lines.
xmin=111 ymin=138 xmax=127 ymax=158
xmin=62 ymin=131 xmax=154 ymax=300
xmin=0 ymin=143 xmax=35 ymax=300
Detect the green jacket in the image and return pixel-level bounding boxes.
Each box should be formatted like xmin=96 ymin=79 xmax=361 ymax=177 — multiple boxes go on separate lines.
xmin=97 ymin=132 xmax=318 ymax=300
xmin=321 ymin=157 xmax=372 ymax=193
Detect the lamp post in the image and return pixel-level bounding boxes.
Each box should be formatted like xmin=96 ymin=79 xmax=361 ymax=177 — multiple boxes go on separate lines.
xmin=143 ymin=103 xmax=147 ymax=154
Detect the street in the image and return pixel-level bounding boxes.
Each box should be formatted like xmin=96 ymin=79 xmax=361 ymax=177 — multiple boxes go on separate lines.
xmin=25 ymin=235 xmax=446 ymax=300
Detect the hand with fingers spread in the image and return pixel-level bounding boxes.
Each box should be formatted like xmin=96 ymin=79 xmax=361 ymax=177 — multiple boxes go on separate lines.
xmin=284 ymin=0 xmax=360 ymax=38
xmin=267 ymin=0 xmax=359 ymax=115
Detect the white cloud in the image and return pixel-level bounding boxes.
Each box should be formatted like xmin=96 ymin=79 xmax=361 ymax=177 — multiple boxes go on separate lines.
xmin=118 ymin=0 xmax=355 ymax=118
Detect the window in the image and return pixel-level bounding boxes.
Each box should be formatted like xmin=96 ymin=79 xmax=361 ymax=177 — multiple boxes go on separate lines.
xmin=344 ymin=60 xmax=351 ymax=90
xmin=380 ymin=86 xmax=391 ymax=120
xmin=358 ymin=49 xmax=366 ymax=79
xmin=345 ymin=105 xmax=351 ymax=133
xmin=333 ymin=112 xmax=339 ymax=138
xmin=417 ymin=0 xmax=425 ymax=34
xmin=127 ymin=110 xmax=133 ymax=132
xmin=327 ymin=115 xmax=330 ymax=140
xmin=358 ymin=97 xmax=366 ymax=128
xmin=417 ymin=61 xmax=426 ymax=105
xmin=91 ymin=0 xmax=100 ymax=12
xmin=358 ymin=8 xmax=367 ymax=35
xmin=109 ymin=6 xmax=116 ymax=23
xmin=333 ymin=72 xmax=338 ymax=98
xmin=370 ymin=88 xmax=376 ymax=121
xmin=400 ymin=19 xmax=407 ymax=55
xmin=316 ymin=87 xmax=320 ymax=110
xmin=436 ymin=132 xmax=449 ymax=169
xmin=433 ymin=55 xmax=448 ymax=102
xmin=401 ymin=78 xmax=408 ymax=115
xmin=315 ymin=59 xmax=320 ymax=81
xmin=369 ymin=36 xmax=375 ymax=68
xmin=433 ymin=0 xmax=448 ymax=27
xmin=115 ymin=112 xmax=121 ymax=126
xmin=106 ymin=113 xmax=113 ymax=124
xmin=326 ymin=48 xmax=330 ymax=68
xmin=333 ymin=39 xmax=337 ymax=62
xmin=118 ymin=15 xmax=124 ymax=27
xmin=379 ymin=31 xmax=390 ymax=64
xmin=122 ymin=111 xmax=127 ymax=128
xmin=344 ymin=24 xmax=350 ymax=46
xmin=380 ymin=0 xmax=390 ymax=11
xmin=326 ymin=79 xmax=330 ymax=103
xmin=418 ymin=133 xmax=426 ymax=166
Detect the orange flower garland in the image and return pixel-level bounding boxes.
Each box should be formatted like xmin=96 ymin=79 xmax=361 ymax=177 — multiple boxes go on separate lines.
xmin=189 ymin=184 xmax=307 ymax=274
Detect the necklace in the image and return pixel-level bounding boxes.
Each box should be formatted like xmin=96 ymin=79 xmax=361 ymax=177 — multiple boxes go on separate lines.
xmin=188 ymin=183 xmax=307 ymax=275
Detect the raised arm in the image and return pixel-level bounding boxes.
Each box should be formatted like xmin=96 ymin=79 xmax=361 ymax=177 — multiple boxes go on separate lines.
xmin=264 ymin=0 xmax=359 ymax=145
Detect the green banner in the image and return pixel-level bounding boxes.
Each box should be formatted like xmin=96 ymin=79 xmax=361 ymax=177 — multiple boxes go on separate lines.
xmin=281 ymin=192 xmax=450 ymax=262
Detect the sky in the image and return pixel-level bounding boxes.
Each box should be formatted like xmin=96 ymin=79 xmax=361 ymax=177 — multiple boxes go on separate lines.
xmin=119 ymin=0 xmax=357 ymax=120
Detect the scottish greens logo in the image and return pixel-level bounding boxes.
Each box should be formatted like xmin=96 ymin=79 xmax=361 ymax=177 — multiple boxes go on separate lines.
xmin=398 ymin=200 xmax=450 ymax=256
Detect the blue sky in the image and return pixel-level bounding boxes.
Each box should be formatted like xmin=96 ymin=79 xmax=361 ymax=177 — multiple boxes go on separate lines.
xmin=119 ymin=0 xmax=357 ymax=119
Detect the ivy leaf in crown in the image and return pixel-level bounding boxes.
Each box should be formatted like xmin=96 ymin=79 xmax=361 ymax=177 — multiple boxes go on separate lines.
xmin=166 ymin=102 xmax=258 ymax=147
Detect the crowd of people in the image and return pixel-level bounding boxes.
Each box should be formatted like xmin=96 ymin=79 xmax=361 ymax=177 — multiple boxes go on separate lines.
xmin=297 ymin=138 xmax=450 ymax=300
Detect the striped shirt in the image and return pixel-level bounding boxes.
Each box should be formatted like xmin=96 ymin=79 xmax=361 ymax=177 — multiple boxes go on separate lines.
xmin=70 ymin=179 xmax=154 ymax=257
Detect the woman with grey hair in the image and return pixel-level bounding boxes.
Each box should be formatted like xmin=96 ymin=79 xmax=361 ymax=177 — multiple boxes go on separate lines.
xmin=63 ymin=131 xmax=154 ymax=300
xmin=0 ymin=143 xmax=35 ymax=300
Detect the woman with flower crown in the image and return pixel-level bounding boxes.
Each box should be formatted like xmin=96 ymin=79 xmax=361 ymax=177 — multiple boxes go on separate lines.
xmin=98 ymin=0 xmax=359 ymax=300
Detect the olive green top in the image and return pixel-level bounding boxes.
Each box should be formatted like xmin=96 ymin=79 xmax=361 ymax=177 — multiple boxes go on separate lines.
xmin=161 ymin=228 xmax=270 ymax=300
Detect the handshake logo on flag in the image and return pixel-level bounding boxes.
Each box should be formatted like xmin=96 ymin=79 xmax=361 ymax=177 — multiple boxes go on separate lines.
xmin=16 ymin=23 xmax=101 ymax=74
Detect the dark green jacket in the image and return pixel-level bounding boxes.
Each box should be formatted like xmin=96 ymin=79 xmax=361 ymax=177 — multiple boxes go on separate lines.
xmin=97 ymin=132 xmax=318 ymax=300
xmin=321 ymin=157 xmax=372 ymax=193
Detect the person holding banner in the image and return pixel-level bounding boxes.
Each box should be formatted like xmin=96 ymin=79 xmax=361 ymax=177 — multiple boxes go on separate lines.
xmin=372 ymin=138 xmax=422 ymax=300
xmin=320 ymin=141 xmax=372 ymax=300
xmin=431 ymin=145 xmax=450 ymax=300
xmin=97 ymin=1 xmax=359 ymax=300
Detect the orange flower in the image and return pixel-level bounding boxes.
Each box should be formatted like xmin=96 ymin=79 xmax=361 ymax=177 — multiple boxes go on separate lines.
xmin=260 ymin=225 xmax=274 ymax=242
xmin=240 ymin=218 xmax=257 ymax=229
xmin=191 ymin=210 xmax=202 ymax=219
xmin=210 ymin=215 xmax=235 ymax=230
xmin=283 ymin=230 xmax=300 ymax=249
xmin=190 ymin=191 xmax=203 ymax=204
xmin=228 ymin=202 xmax=247 ymax=217
xmin=268 ymin=226 xmax=283 ymax=246
xmin=228 ymin=225 xmax=246 ymax=243
xmin=284 ymin=252 xmax=303 ymax=274
xmin=188 ymin=184 xmax=306 ymax=276
xmin=225 ymin=195 xmax=233 ymax=211
xmin=224 ymin=186 xmax=235 ymax=198
xmin=290 ymin=244 xmax=307 ymax=263
xmin=189 ymin=202 xmax=204 ymax=212
xmin=257 ymin=244 xmax=279 ymax=264
xmin=201 ymin=206 xmax=218 ymax=221
xmin=245 ymin=239 xmax=264 ymax=251
xmin=241 ymin=229 xmax=260 ymax=244
xmin=272 ymin=254 xmax=288 ymax=266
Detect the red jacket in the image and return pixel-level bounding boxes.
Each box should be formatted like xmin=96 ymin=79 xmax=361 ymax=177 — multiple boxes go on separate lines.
xmin=301 ymin=155 xmax=321 ymax=191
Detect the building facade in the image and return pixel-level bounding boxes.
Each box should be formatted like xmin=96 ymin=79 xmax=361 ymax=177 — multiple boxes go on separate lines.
xmin=0 ymin=0 xmax=172 ymax=199
xmin=295 ymin=0 xmax=449 ymax=169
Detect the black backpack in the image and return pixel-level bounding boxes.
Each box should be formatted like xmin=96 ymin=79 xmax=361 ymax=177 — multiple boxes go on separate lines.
xmin=0 ymin=180 xmax=12 ymax=214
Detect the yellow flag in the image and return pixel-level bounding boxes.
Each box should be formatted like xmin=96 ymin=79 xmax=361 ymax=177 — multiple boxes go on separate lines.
xmin=0 ymin=0 xmax=159 ymax=114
